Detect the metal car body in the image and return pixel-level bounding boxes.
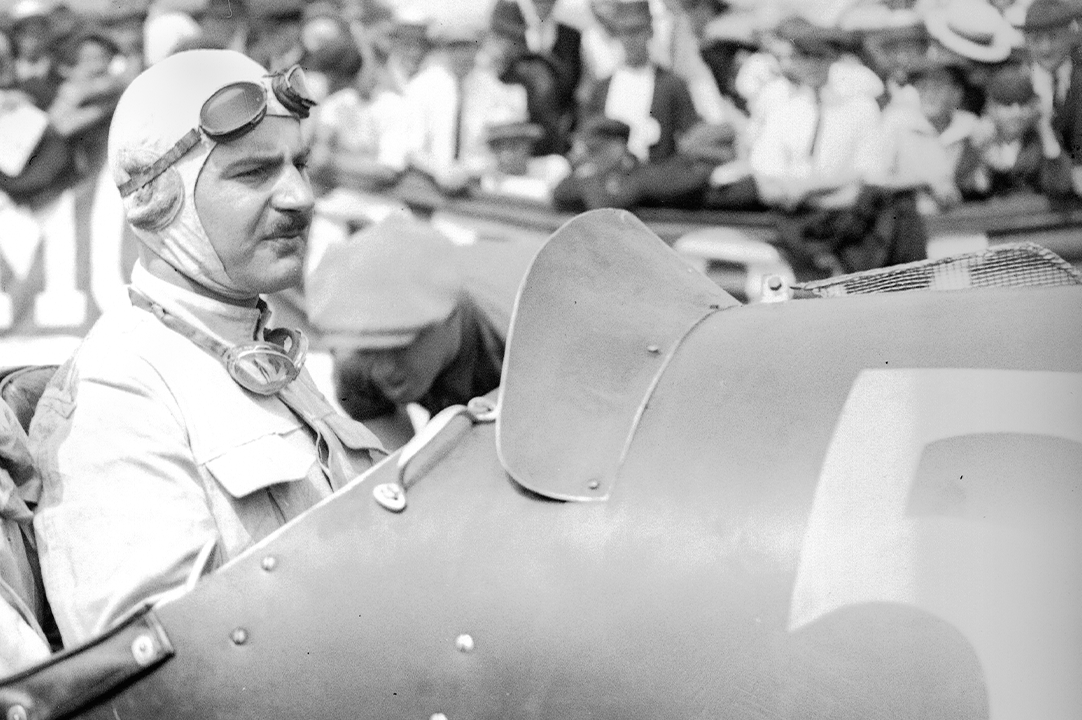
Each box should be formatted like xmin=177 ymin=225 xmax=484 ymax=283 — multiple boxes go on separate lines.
xmin=2 ymin=209 xmax=1080 ymax=720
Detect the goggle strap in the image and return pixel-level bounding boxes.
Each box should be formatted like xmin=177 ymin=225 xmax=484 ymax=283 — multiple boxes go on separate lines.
xmin=128 ymin=287 xmax=233 ymax=361
xmin=128 ymin=288 xmax=305 ymax=396
xmin=117 ymin=69 xmax=319 ymax=198
xmin=118 ymin=129 xmax=202 ymax=198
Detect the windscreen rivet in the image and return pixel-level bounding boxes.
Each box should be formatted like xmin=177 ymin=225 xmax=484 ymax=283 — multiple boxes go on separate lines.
xmin=373 ymin=483 xmax=407 ymax=512
xmin=455 ymin=634 xmax=474 ymax=653
xmin=261 ymin=556 xmax=277 ymax=572
xmin=431 ymin=714 xmax=448 ymax=720
xmin=231 ymin=628 xmax=249 ymax=645
xmin=131 ymin=633 xmax=157 ymax=666
xmin=646 ymin=344 xmax=660 ymax=354
xmin=587 ymin=479 xmax=600 ymax=490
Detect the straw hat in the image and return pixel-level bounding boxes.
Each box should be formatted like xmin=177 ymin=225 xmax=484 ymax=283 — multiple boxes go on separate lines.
xmin=924 ymin=0 xmax=1018 ymax=63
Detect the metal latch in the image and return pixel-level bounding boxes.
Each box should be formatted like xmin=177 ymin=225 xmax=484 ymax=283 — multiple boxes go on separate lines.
xmin=373 ymin=396 xmax=498 ymax=513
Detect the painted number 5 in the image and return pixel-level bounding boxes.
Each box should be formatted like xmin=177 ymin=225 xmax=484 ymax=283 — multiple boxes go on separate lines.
xmin=790 ymin=369 xmax=1082 ymax=720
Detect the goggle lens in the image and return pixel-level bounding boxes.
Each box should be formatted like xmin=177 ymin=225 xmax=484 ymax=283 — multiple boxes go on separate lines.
xmin=200 ymin=81 xmax=268 ymax=140
xmin=118 ymin=65 xmax=318 ymax=197
xmin=225 ymin=329 xmax=309 ymax=395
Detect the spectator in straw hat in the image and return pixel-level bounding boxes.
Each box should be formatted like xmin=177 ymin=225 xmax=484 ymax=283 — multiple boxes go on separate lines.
xmin=1020 ymin=0 xmax=1082 ymax=194
xmin=923 ymin=0 xmax=1022 ymax=64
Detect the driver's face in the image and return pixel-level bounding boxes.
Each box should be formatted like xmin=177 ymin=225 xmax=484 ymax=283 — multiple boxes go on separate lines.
xmin=195 ymin=116 xmax=314 ymax=299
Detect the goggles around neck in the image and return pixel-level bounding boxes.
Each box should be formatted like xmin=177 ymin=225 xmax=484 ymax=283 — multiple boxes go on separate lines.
xmin=119 ymin=65 xmax=317 ymax=198
xmin=129 ymin=287 xmax=308 ymax=396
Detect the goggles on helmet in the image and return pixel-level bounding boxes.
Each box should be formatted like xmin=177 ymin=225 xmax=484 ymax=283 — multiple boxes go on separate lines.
xmin=119 ymin=65 xmax=317 ymax=198
xmin=129 ymin=288 xmax=309 ymax=396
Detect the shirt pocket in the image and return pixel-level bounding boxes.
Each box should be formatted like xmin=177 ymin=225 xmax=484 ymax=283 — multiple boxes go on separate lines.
xmin=203 ymin=432 xmax=317 ymax=499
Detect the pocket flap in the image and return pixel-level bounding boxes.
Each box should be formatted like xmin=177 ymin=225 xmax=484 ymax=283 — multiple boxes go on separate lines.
xmin=205 ymin=432 xmax=316 ymax=498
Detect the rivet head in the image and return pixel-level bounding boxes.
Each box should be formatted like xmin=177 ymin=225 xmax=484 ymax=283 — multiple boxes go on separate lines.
xmin=373 ymin=483 xmax=407 ymax=512
xmin=431 ymin=714 xmax=448 ymax=720
xmin=230 ymin=628 xmax=249 ymax=645
xmin=646 ymin=344 xmax=660 ymax=354
xmin=767 ymin=275 xmax=784 ymax=291
xmin=587 ymin=479 xmax=600 ymax=490
xmin=7 ymin=705 xmax=28 ymax=720
xmin=466 ymin=395 xmax=498 ymax=421
xmin=131 ymin=633 xmax=157 ymax=666
xmin=455 ymin=633 xmax=474 ymax=653
xmin=261 ymin=555 xmax=277 ymax=572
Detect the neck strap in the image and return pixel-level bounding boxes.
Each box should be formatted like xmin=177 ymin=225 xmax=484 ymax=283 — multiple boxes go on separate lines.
xmin=128 ymin=286 xmax=270 ymax=364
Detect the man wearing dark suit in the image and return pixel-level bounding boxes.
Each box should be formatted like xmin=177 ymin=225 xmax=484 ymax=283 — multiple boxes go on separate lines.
xmin=581 ymin=0 xmax=700 ymax=163
xmin=486 ymin=0 xmax=576 ymax=156
xmin=578 ymin=0 xmax=704 ymax=208
xmin=520 ymin=0 xmax=583 ymax=126
xmin=1022 ymin=0 xmax=1082 ymax=196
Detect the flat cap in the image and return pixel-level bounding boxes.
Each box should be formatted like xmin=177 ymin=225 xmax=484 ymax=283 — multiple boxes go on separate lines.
xmin=307 ymin=215 xmax=463 ymax=350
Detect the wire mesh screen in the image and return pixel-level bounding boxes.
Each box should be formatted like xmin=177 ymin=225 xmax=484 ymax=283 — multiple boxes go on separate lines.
xmin=794 ymin=243 xmax=1082 ymax=298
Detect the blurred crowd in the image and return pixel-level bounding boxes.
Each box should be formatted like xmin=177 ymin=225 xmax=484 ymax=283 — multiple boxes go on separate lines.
xmin=1 ymin=0 xmax=1081 ymax=273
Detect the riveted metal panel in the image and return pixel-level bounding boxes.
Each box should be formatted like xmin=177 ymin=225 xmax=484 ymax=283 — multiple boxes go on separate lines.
xmin=8 ymin=235 xmax=1081 ymax=720
xmin=497 ymin=208 xmax=737 ymax=501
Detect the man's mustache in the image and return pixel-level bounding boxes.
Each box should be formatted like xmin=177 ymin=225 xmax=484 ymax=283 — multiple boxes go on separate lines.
xmin=265 ymin=212 xmax=312 ymax=237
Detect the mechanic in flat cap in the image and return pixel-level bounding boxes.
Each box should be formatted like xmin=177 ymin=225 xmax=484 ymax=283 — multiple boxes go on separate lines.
xmin=307 ymin=214 xmax=535 ymax=446
xmin=30 ymin=49 xmax=385 ymax=646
